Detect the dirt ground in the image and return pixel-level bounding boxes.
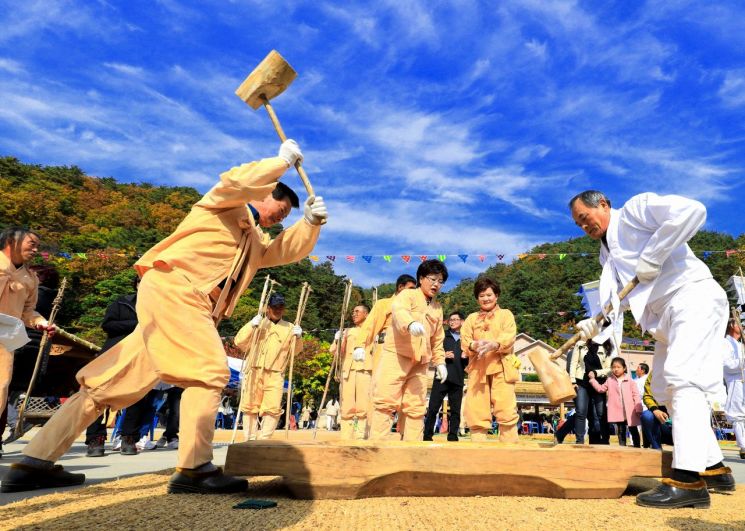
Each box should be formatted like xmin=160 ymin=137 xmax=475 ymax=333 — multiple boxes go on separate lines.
xmin=3 ymin=472 xmax=744 ymax=531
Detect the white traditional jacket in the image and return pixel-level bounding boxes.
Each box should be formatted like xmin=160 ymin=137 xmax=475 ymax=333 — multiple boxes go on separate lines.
xmin=598 ymin=193 xmax=712 ymax=333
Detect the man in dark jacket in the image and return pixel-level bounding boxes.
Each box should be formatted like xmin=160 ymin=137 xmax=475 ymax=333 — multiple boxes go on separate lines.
xmin=84 ymin=277 xmax=139 ymax=456
xmin=424 ymin=311 xmax=468 ymax=441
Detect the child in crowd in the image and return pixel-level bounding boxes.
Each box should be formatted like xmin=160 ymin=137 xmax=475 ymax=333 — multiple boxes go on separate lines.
xmin=589 ymin=357 xmax=642 ymax=447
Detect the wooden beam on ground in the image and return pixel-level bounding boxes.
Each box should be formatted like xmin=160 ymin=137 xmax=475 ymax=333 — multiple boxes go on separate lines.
xmin=224 ymin=440 xmax=671 ymax=500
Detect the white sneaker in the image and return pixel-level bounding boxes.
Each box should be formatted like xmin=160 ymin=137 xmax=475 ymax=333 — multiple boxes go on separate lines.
xmin=136 ymin=435 xmax=157 ymax=451
xmin=154 ymin=436 xmax=167 ymax=449
xmin=166 ymin=438 xmax=179 ymax=449
xmin=112 ymin=434 xmax=122 ymax=451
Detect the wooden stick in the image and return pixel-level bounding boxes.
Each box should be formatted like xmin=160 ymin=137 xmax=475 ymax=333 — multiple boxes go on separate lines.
xmin=285 ymin=282 xmax=312 ymax=438
xmin=260 ymin=95 xmax=316 ymax=199
xmin=551 ymin=277 xmax=639 ymax=360
xmin=14 ymin=277 xmax=68 ymax=438
xmin=314 ymin=279 xmax=353 ymax=439
xmin=231 ymin=275 xmax=275 ymax=443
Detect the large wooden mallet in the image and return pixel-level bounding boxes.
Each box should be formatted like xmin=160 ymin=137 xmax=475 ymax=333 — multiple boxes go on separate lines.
xmin=529 ymin=277 xmax=640 ymax=405
xmin=235 ymin=50 xmax=319 ymax=202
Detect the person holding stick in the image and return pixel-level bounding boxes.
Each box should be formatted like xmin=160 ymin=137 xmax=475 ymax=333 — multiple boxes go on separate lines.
xmin=0 ymin=228 xmax=57 ymax=457
xmin=234 ymin=293 xmax=302 ymax=440
xmin=338 ymin=303 xmax=372 ymax=439
xmin=368 ymin=260 xmax=448 ymax=441
xmin=569 ymin=190 xmax=735 ymax=509
xmin=4 ymin=141 xmax=327 ymax=494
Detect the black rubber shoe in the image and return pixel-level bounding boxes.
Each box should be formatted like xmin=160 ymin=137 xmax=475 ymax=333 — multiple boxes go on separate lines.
xmin=700 ymin=466 xmax=736 ymax=493
xmin=86 ymin=435 xmax=106 ymax=457
xmin=167 ymin=467 xmax=248 ymax=494
xmin=447 ymin=434 xmax=459 ymax=442
xmin=1 ymin=463 xmax=86 ymax=493
xmin=636 ymin=479 xmax=710 ymax=509
xmin=120 ymin=435 xmax=138 ymax=455
xmin=740 ymin=450 xmax=745 ymax=460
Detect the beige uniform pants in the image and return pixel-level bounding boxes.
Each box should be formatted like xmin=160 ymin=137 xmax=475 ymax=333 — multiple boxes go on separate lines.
xmin=341 ymin=369 xmax=371 ymax=420
xmin=243 ymin=368 xmax=283 ymax=418
xmin=0 ymin=345 xmax=12 ymax=417
xmin=464 ymin=368 xmax=518 ymax=432
xmin=23 ymin=266 xmax=229 ymax=469
xmin=369 ymin=352 xmax=428 ymax=441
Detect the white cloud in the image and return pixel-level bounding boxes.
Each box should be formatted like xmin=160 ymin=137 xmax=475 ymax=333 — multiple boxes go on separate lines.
xmin=718 ymin=70 xmax=745 ymax=108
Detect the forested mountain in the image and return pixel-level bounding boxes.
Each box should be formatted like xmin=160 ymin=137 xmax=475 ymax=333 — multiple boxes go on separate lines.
xmin=2 ymin=157 xmax=743 ymax=399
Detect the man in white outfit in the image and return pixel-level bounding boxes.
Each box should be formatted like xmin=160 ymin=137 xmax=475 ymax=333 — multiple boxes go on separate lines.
xmin=723 ymin=317 xmax=745 ymax=459
xmin=570 ymin=190 xmax=735 ymax=509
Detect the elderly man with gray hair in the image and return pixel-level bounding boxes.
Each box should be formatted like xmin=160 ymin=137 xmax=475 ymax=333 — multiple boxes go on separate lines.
xmin=569 ymin=190 xmax=735 ymax=509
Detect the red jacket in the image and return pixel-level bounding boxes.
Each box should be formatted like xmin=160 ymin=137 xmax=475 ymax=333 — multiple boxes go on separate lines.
xmin=590 ymin=374 xmax=642 ymax=426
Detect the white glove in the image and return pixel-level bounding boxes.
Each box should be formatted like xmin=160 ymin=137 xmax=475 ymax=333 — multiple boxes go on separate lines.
xmin=635 ymin=257 xmax=661 ymax=283
xmin=408 ymin=321 xmax=425 ymax=337
xmin=334 ymin=330 xmax=341 ymax=341
xmin=436 ymin=364 xmax=448 ymax=383
xmin=577 ymin=318 xmax=600 ymax=341
xmin=303 ymin=195 xmax=328 ymax=226
xmin=250 ymin=315 xmax=262 ymax=327
xmin=292 ymin=325 xmax=303 ymax=338
xmin=353 ymin=347 xmax=366 ymax=362
xmin=278 ymin=139 xmax=303 ymax=167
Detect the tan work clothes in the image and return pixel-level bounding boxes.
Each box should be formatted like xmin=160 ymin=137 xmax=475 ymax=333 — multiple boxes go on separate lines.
xmin=0 ymin=253 xmax=44 ymax=415
xmin=235 ymin=318 xmax=302 ymax=417
xmin=369 ymin=289 xmax=445 ymax=441
xmin=339 ymin=327 xmax=372 ymax=423
xmin=461 ymin=308 xmax=519 ymax=431
xmin=23 ymin=157 xmax=320 ymax=470
xmin=356 ymin=296 xmax=394 ymax=368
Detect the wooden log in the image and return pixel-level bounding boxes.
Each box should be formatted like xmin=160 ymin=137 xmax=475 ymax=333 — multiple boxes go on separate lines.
xmin=224 ymin=440 xmax=672 ymax=500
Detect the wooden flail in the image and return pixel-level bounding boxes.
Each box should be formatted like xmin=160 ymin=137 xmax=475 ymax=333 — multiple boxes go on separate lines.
xmin=231 ymin=275 xmax=279 ymax=443
xmin=314 ymin=279 xmax=353 ymax=439
xmin=529 ymin=277 xmax=639 ymax=405
xmin=284 ymin=282 xmax=312 ymax=438
xmin=14 ymin=277 xmax=68 ymax=438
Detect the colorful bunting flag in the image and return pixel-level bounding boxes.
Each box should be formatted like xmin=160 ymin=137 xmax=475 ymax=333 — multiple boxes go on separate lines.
xmin=458 ymin=254 xmax=468 ymax=263
xmin=310 ymin=255 xmax=319 ymax=262
xmin=362 ymin=256 xmax=373 ymax=263
xmin=538 ymin=254 xmax=546 ymax=260
xmin=383 ymin=255 xmax=392 ymax=263
xmin=559 ymin=253 xmax=567 ymax=260
xmin=437 ymin=254 xmax=446 ymax=262
xmin=419 ymin=255 xmax=428 ymax=262
xmin=346 ymin=256 xmax=355 ymax=263
xmin=326 ymin=255 xmax=336 ymax=262
xmin=402 ymin=255 xmax=411 ymax=264
xmin=497 ymin=254 xmax=504 ymax=261
xmin=479 ymin=255 xmax=485 ymax=262
xmin=75 ymin=253 xmax=87 ymax=259
xmin=726 ymin=249 xmax=737 ymax=257
xmin=703 ymin=251 xmax=712 ymax=260
xmin=517 ymin=254 xmax=527 ymax=260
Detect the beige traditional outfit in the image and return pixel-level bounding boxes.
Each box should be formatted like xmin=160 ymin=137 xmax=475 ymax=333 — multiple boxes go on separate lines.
xmin=23 ymin=157 xmax=320 ymax=469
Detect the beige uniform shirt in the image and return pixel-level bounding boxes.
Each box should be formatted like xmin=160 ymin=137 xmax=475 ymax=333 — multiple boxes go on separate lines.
xmin=356 ymin=296 xmax=394 ymax=350
xmin=234 ymin=318 xmax=303 ymax=372
xmin=386 ymin=288 xmax=445 ymax=365
xmin=461 ymin=308 xmax=518 ymax=383
xmin=134 ymin=157 xmax=320 ymax=322
xmin=340 ymin=326 xmax=373 ymax=377
xmin=0 ymin=252 xmax=44 ymax=327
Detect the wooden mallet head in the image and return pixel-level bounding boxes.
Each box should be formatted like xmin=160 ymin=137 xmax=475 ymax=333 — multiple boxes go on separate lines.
xmin=236 ymin=50 xmax=297 ymax=109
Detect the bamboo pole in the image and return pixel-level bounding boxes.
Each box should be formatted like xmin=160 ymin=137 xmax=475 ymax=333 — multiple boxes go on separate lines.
xmin=314 ymin=279 xmax=353 ymax=439
xmin=14 ymin=277 xmax=67 ymax=438
xmin=284 ymin=282 xmax=312 ymax=438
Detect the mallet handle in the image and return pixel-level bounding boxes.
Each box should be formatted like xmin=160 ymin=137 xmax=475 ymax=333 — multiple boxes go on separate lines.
xmin=550 ymin=277 xmax=639 ymax=360
xmin=260 ymin=95 xmax=316 ymax=198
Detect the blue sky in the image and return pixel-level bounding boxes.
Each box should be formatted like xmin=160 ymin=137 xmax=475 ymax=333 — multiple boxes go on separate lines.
xmin=1 ymin=1 xmax=744 ymax=287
